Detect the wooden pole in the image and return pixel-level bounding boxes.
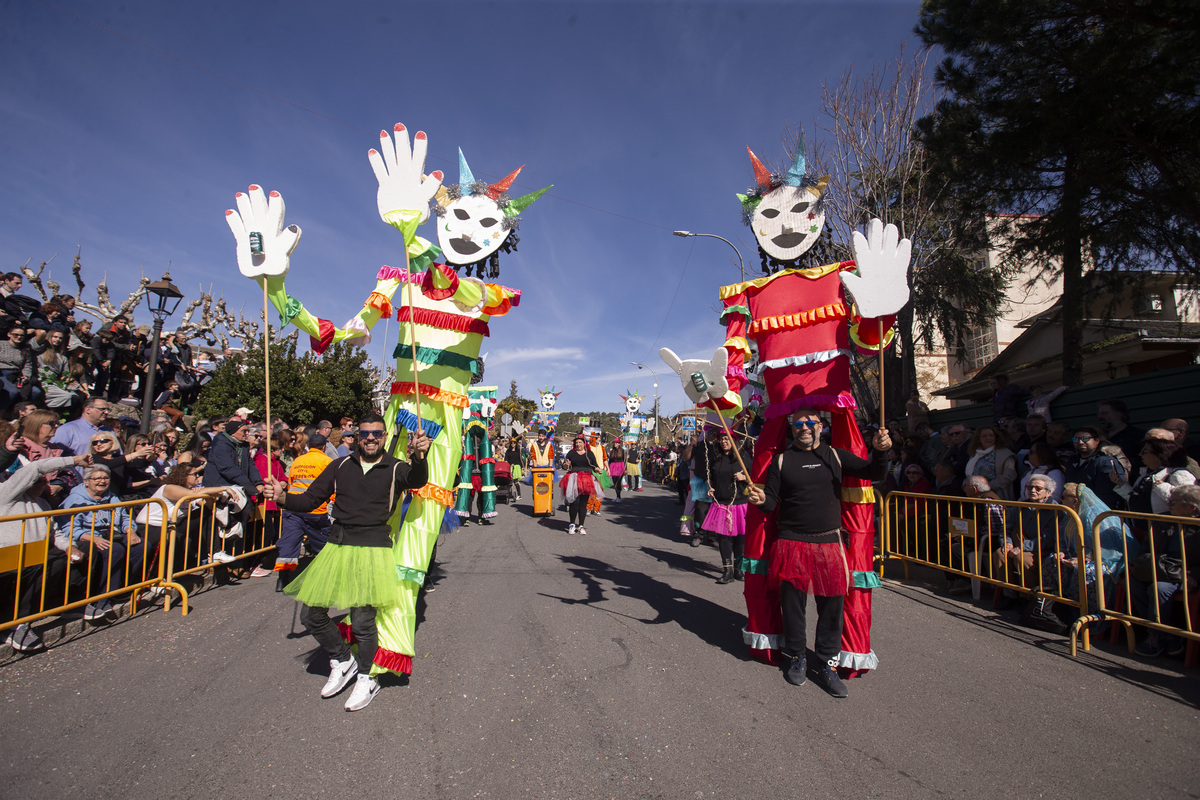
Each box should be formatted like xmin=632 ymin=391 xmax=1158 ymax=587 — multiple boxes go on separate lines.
xmin=262 ymin=281 xmax=272 ymax=481
xmin=706 ymin=401 xmax=751 ymax=480
xmin=405 ymin=249 xmax=422 ymax=434
xmin=878 ymin=318 xmax=886 ymax=429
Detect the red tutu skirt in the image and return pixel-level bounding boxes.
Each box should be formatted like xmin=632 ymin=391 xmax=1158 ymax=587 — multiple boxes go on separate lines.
xmin=767 ymin=536 xmax=849 ymax=597
xmin=702 ymin=502 xmax=747 ymax=537
xmin=558 ymin=471 xmax=597 ymax=496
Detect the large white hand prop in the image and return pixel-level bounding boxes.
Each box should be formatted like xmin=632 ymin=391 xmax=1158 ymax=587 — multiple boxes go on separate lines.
xmin=225 ymin=185 xmax=301 ymax=279
xmin=368 ymin=123 xmax=444 ymax=225
xmin=660 ymin=347 xmax=729 ymax=406
xmin=841 ymin=218 xmax=911 ymax=318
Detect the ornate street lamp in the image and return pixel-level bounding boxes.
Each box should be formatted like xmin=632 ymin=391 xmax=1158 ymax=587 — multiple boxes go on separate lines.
xmin=139 ymin=272 xmax=184 ymax=433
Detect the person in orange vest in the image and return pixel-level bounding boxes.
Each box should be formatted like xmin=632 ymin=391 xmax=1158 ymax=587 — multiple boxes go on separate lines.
xmin=274 ymin=433 xmax=333 ymax=574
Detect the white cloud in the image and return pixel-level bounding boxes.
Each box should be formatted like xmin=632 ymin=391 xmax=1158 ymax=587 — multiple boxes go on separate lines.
xmin=487 ymin=346 xmax=585 ymax=367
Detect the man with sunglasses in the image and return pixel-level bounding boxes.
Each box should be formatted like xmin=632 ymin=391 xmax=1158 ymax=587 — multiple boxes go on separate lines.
xmin=263 ymin=414 xmax=431 ymax=712
xmin=747 ymin=409 xmax=890 ymax=698
xmin=1063 ymin=425 xmax=1126 ymax=510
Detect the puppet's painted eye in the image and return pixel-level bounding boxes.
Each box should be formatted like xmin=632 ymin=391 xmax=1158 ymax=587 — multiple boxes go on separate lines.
xmin=479 ymin=217 xmax=498 ymax=228
xmin=790 ymin=202 xmax=810 ymax=214
xmin=454 ymin=209 xmax=471 ymax=220
xmin=760 ymin=208 xmax=780 ymax=219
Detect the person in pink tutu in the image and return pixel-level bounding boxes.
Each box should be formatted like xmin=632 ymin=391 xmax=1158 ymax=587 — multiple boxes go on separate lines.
xmin=703 ymin=428 xmax=752 ymax=584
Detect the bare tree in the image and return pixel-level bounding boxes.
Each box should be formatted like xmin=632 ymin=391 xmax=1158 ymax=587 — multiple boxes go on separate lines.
xmin=17 ymin=246 xmax=270 ymax=348
xmin=807 ymin=46 xmax=1007 ymax=410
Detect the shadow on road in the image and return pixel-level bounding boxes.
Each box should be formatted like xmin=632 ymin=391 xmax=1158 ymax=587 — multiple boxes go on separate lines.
xmin=884 ymin=580 xmax=1200 ymax=708
xmin=539 ymin=553 xmax=753 ymax=660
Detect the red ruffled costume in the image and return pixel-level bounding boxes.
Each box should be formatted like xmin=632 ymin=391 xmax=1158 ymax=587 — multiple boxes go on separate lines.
xmin=719 ymin=261 xmax=893 ymax=678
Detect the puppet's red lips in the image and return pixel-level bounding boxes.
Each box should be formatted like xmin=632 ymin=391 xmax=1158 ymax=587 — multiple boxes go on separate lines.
xmin=451 ymin=238 xmax=481 ymax=255
xmin=771 ymin=233 xmax=806 ymax=248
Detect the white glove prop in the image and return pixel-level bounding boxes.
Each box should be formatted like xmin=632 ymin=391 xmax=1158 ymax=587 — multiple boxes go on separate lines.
xmin=660 ymin=346 xmax=729 ymax=406
xmin=368 ymin=123 xmax=444 ymax=225
xmin=841 ymin=217 xmax=911 ymax=319
xmin=225 ymin=185 xmax=301 ymax=279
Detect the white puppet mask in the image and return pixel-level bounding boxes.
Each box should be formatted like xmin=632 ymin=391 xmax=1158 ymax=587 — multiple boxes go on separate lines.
xmin=438 ymin=194 xmax=509 ymax=264
xmin=752 ymin=185 xmax=826 ymax=262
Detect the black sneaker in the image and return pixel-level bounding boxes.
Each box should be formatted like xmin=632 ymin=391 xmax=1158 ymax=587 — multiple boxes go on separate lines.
xmin=784 ymin=653 xmax=807 ymax=686
xmin=810 ymin=660 xmax=848 ymax=698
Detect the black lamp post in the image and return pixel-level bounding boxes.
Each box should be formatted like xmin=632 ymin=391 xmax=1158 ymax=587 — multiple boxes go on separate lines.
xmin=139 ymin=273 xmax=184 ymax=434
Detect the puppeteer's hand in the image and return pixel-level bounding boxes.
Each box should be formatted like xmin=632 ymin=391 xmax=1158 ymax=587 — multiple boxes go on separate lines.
xmin=368 ymin=124 xmax=443 ymax=227
xmin=841 ymin=218 xmax=912 ymax=319
xmin=408 ymin=431 xmax=432 ymax=459
xmin=226 ymin=186 xmax=302 ymax=279
xmin=747 ymin=485 xmax=766 ymax=506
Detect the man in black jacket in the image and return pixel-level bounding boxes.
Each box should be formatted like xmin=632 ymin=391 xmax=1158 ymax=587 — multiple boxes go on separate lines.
xmin=748 ymin=407 xmax=890 ymax=698
xmin=263 ymin=414 xmax=431 ymax=712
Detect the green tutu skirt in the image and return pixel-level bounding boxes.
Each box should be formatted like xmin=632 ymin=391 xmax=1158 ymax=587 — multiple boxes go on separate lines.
xmin=284 ymin=544 xmax=404 ymax=609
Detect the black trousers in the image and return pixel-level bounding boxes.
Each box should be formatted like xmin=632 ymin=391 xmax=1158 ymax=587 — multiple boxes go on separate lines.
xmin=300 ymin=604 xmax=377 ymax=673
xmin=779 ymin=580 xmax=844 ymax=664
xmin=568 ymin=495 xmax=589 ymax=526
xmin=717 ymin=534 xmax=745 ymax=565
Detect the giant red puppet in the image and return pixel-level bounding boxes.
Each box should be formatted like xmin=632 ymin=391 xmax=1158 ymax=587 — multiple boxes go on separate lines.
xmin=661 ymin=137 xmax=910 ymax=678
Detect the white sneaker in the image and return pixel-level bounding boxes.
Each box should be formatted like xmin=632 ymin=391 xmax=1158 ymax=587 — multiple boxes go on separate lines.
xmin=7 ymin=623 xmax=43 ymax=652
xmin=568 ymin=524 xmax=576 ymax=535
xmin=210 ymin=551 xmax=236 ymax=564
xmin=345 ymin=673 xmax=380 ymax=711
xmin=321 ymin=658 xmax=358 ymax=698
xmin=578 ymin=527 xmax=587 ymax=535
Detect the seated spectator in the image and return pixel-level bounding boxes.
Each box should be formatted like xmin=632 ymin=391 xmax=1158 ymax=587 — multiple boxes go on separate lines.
xmin=1064 ymin=426 xmax=1127 ymax=511
xmin=1025 ymin=413 xmax=1048 ymax=447
xmin=1123 ymin=438 xmax=1196 ymax=516
xmin=57 ymin=464 xmax=145 ymax=620
xmin=1148 ymin=423 xmax=1200 ymax=480
xmin=943 ymin=475 xmax=1006 ymax=594
xmin=0 ymin=321 xmax=41 ymax=411
xmin=965 ymin=425 xmax=1018 ymax=500
xmin=1130 ymin=484 xmax=1200 ymax=657
xmin=1019 ymin=443 xmax=1066 ymax=504
xmin=17 ymin=410 xmax=78 ymax=506
xmin=1 ymin=453 xmax=90 ymax=651
xmin=993 ymin=474 xmax=1069 ymax=632
xmin=1006 ymin=417 xmax=1031 ymax=456
xmin=153 ymin=380 xmax=186 ymax=430
xmin=37 ymin=327 xmax=86 ymax=418
xmin=1052 ymin=483 xmax=1139 ymax=619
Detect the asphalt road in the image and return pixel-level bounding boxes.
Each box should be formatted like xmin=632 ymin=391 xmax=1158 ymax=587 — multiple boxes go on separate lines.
xmin=2 ymin=482 xmax=1198 ymax=800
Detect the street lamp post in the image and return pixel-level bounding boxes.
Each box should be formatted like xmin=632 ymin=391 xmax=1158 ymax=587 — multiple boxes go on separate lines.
xmin=630 ymin=361 xmax=659 ymax=445
xmin=139 ymin=273 xmax=184 ymax=434
xmin=673 ymin=230 xmax=745 ymax=282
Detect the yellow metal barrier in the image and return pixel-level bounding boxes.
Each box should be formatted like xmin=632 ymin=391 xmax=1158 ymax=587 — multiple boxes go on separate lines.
xmin=162 ymin=494 xmax=281 ymax=615
xmin=880 ymin=491 xmax=1091 ymax=654
xmin=1073 ymin=508 xmax=1199 ymax=667
xmin=1 ymin=497 xmax=173 ymax=637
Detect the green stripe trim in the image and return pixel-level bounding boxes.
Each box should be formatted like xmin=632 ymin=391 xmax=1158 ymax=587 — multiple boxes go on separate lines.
xmin=853 ymin=570 xmax=883 ymax=589
xmin=396 ymin=565 xmax=427 ymax=585
xmin=738 ymin=556 xmax=767 ymax=575
xmin=393 ymin=343 xmax=480 ymax=375
xmin=720 ymin=304 xmax=753 ymax=324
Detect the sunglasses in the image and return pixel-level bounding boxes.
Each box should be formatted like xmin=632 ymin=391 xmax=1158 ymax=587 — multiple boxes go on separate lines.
xmin=792 ymin=420 xmax=820 ymax=429
xmin=359 ymin=430 xmax=385 ymax=439
xmin=1072 ymin=436 xmax=1094 ymax=442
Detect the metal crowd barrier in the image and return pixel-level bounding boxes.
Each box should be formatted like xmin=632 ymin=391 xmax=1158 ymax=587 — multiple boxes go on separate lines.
xmin=1 ymin=497 xmax=173 ymax=637
xmin=1073 ymin=508 xmax=1199 ymax=668
xmin=162 ymin=494 xmax=283 ymax=615
xmin=878 ymin=491 xmax=1092 ymax=655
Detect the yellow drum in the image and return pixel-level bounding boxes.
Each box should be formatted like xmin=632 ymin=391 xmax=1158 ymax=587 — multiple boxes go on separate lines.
xmin=530 ymin=467 xmax=556 ymax=517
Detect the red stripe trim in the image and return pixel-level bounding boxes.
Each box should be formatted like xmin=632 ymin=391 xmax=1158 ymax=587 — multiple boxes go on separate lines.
xmin=396 ymin=306 xmax=489 ymax=336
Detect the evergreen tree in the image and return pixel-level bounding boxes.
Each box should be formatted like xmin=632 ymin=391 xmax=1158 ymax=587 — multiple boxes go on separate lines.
xmin=917 ymin=0 xmax=1200 ymax=383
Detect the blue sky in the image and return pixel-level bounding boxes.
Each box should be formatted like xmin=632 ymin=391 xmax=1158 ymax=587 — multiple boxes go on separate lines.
xmin=2 ymin=0 xmax=922 ymax=419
